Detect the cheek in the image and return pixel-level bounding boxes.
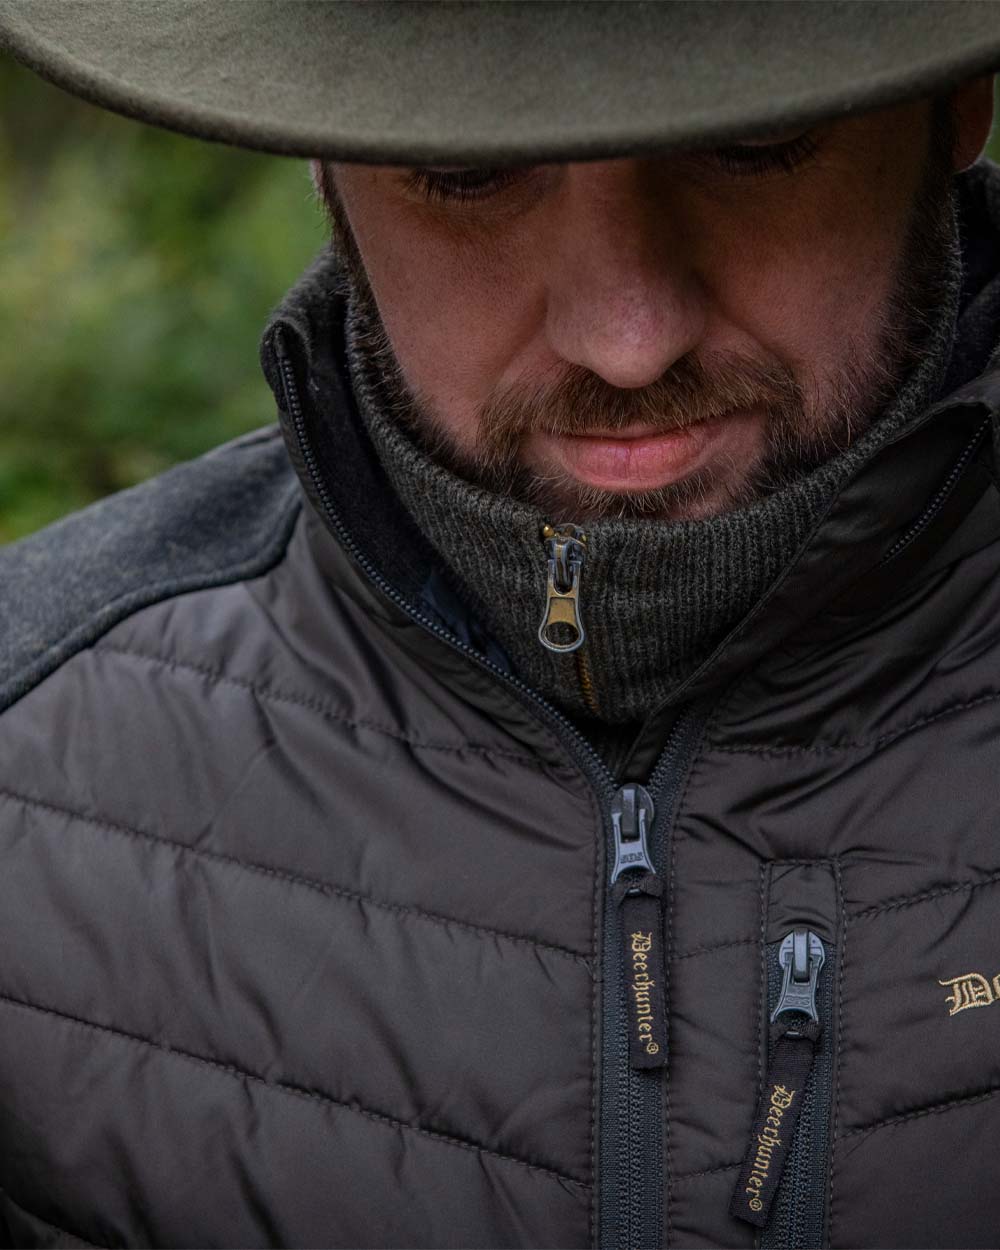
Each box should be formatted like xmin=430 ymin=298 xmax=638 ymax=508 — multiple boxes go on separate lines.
xmin=690 ymin=118 xmax=920 ymax=380
xmin=350 ymin=211 xmax=536 ymax=434
xmin=703 ymin=161 xmax=916 ymax=383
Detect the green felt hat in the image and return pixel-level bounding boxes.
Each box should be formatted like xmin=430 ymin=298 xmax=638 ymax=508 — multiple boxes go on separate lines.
xmin=2 ymin=0 xmax=1000 ymax=165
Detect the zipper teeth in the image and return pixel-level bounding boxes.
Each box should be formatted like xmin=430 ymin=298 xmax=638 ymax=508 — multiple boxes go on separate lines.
xmin=645 ymin=704 xmax=708 ymax=798
xmin=877 ymin=417 xmax=989 ymax=566
xmin=612 ymin=706 xmax=710 ymax=1250
xmin=575 ymin=648 xmax=600 ymax=717
xmin=761 ymin=936 xmax=835 ymax=1250
xmin=274 ymin=336 xmax=613 ymax=793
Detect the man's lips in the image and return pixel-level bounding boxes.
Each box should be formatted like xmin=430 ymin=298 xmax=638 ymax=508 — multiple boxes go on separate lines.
xmin=529 ymin=410 xmax=759 ymax=493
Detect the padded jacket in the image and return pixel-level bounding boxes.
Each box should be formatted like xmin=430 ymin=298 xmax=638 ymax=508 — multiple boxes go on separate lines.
xmin=6 ymin=166 xmax=1000 ymax=1250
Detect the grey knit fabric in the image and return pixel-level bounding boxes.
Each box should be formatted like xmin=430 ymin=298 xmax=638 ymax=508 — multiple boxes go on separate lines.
xmin=346 ymin=236 xmax=961 ymax=725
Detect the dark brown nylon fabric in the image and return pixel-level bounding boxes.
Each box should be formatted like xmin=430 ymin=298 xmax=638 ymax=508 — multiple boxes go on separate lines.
xmin=0 ymin=505 xmax=599 ymax=1248
xmin=6 ymin=168 xmax=1000 ymax=1248
xmin=663 ymin=491 xmax=1000 ymax=1247
xmin=3 ymin=432 xmax=1000 ymax=1247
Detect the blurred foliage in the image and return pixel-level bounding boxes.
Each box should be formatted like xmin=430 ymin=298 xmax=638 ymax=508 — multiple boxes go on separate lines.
xmin=2 ymin=59 xmax=999 ymax=542
xmin=0 ymin=55 xmax=325 ymax=542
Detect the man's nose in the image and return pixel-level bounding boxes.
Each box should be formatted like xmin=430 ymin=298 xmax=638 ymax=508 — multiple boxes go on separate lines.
xmin=542 ymin=160 xmax=706 ymax=389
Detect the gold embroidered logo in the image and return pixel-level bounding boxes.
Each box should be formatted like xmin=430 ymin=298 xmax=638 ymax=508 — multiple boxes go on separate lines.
xmin=938 ymin=971 xmax=1000 ymax=1016
xmin=744 ymin=1084 xmax=796 ymax=1213
xmin=630 ymin=931 xmax=660 ymax=1056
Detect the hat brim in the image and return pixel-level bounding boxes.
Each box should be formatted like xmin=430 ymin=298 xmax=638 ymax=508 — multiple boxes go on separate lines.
xmin=2 ymin=0 xmax=1000 ymax=165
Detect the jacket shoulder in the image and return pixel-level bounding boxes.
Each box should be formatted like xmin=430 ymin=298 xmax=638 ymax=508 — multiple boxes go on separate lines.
xmin=0 ymin=427 xmax=301 ymax=713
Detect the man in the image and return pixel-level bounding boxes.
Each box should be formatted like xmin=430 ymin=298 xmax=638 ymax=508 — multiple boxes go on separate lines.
xmin=2 ymin=2 xmax=1000 ymax=1247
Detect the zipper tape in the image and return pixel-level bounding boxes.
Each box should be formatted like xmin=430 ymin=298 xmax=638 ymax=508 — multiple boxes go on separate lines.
xmin=729 ymin=1019 xmax=821 ymax=1228
xmin=614 ymin=874 xmax=668 ymax=1069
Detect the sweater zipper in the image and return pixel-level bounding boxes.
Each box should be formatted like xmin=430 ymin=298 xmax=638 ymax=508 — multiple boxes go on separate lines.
xmin=274 ymin=329 xmax=710 ymax=1248
xmin=537 ymin=522 xmax=600 ymax=716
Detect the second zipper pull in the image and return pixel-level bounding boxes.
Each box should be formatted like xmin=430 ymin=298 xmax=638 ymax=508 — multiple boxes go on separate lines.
xmin=730 ymin=928 xmax=825 ymax=1229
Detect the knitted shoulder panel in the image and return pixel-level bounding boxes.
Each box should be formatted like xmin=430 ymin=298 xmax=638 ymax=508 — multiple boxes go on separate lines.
xmin=0 ymin=426 xmax=301 ymax=713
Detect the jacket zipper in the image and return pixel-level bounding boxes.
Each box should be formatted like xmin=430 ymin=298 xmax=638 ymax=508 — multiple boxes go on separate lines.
xmin=877 ymin=416 xmax=989 ymax=566
xmin=274 ymin=330 xmax=708 ymax=1246
xmin=604 ymin=782 xmax=666 ymax=1250
xmin=760 ymin=928 xmax=836 ymax=1250
xmin=731 ymin=927 xmax=833 ymax=1247
xmin=599 ymin=711 xmax=709 ymax=1250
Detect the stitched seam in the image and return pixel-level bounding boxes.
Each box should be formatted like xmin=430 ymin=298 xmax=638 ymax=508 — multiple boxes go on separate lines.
xmin=0 ymin=991 xmax=590 ymax=1191
xmin=671 ymin=1159 xmax=744 ymax=1183
xmin=850 ymin=867 xmax=1000 ymax=921
xmin=0 ymin=481 xmax=301 ymax=718
xmin=839 ymin=1082 xmax=1000 ymax=1140
xmin=710 ymin=690 xmax=1000 ymax=757
xmin=0 ymin=786 xmax=590 ymax=965
xmin=671 ymin=936 xmax=758 ymax=962
xmin=664 ymin=780 xmax=679 ymax=1248
xmin=770 ymin=856 xmax=838 ymax=866
xmin=0 ymin=1188 xmax=103 ymax=1249
xmin=829 ymin=859 xmax=847 ymax=1245
xmin=757 ymin=863 xmax=769 ymax=1138
xmin=663 ymin=790 xmax=681 ymax=1245
xmin=94 ymin=642 xmax=560 ymax=771
xmin=586 ymin=782 xmax=603 ymax=1248
xmin=663 ymin=722 xmax=711 ymax=1247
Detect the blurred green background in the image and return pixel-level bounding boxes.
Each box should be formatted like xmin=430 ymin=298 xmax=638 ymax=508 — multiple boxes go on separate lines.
xmin=0 ymin=56 xmax=325 ymax=542
xmin=2 ymin=58 xmax=999 ymax=543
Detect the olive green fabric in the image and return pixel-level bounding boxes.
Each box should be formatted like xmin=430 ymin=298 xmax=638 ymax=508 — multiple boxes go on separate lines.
xmin=1 ymin=1 xmax=1000 ymax=163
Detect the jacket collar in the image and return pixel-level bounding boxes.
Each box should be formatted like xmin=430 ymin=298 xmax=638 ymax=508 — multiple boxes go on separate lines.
xmin=259 ymin=162 xmax=1000 ymax=757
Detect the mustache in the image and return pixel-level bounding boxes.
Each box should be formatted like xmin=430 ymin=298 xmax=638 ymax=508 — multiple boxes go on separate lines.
xmin=473 ymin=352 xmax=804 ymax=462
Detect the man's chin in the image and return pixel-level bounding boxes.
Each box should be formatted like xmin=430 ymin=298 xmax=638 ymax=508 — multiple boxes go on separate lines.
xmin=518 ymin=463 xmax=755 ymax=525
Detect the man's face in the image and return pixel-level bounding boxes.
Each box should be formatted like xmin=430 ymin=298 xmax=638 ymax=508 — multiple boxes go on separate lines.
xmin=320 ymin=87 xmax=988 ymax=522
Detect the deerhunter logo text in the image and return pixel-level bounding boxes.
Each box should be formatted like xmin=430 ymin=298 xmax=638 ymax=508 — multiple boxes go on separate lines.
xmin=630 ymin=931 xmax=660 ymax=1057
xmin=743 ymin=1084 xmax=796 ymax=1214
xmin=939 ymin=971 xmax=1000 ymax=1016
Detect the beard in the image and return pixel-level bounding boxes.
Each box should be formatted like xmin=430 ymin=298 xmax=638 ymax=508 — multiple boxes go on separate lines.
xmin=316 ymin=109 xmax=957 ymax=523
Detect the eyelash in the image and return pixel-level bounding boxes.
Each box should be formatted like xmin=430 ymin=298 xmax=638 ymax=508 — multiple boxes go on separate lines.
xmin=403 ymin=167 xmax=522 ymax=204
xmin=709 ymin=133 xmax=820 ymax=176
xmin=404 ymin=135 xmax=819 ymax=204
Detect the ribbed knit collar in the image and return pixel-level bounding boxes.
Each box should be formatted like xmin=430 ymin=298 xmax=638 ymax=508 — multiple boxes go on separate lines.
xmin=260 ymin=162 xmax=1000 ymax=765
xmin=345 ymin=241 xmax=961 ymax=725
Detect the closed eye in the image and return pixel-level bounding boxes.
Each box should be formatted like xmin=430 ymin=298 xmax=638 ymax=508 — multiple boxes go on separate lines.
xmin=707 ymin=133 xmax=820 ymax=177
xmin=403 ymin=167 xmax=523 ymax=203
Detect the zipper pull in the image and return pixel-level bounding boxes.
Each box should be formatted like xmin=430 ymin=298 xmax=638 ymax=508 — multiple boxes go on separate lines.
xmin=771 ymin=928 xmax=825 ymax=1023
xmin=538 ymin=523 xmax=587 ymax=653
xmin=610 ymin=784 xmax=668 ymax=1069
xmin=610 ymin=783 xmax=655 ymax=882
xmin=730 ymin=928 xmax=825 ymax=1229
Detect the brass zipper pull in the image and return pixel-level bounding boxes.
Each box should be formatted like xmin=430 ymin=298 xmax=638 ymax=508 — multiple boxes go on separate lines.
xmin=538 ymin=523 xmax=587 ymax=653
